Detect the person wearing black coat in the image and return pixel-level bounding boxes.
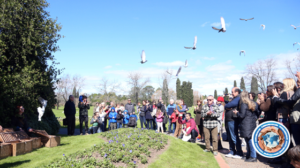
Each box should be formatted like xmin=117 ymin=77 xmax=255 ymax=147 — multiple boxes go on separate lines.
xmin=11 ymin=105 xmax=35 ymax=134
xmin=116 ymin=110 xmax=124 ymax=129
xmin=64 ymin=95 xmax=76 ymax=135
xmin=233 ymin=91 xmax=258 ymax=162
xmin=145 ymin=101 xmax=154 ymax=129
xmin=78 ymin=96 xmax=90 ymax=135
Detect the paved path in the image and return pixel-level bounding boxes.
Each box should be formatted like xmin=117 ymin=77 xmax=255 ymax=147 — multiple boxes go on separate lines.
xmin=58 ymin=128 xmax=82 ymax=135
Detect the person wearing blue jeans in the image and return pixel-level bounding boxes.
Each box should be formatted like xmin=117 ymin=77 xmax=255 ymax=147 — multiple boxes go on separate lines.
xmin=172 ymin=122 xmax=176 ymax=133
xmin=166 ymin=99 xmax=176 ymax=134
xmin=245 ymin=137 xmax=256 ymax=159
xmin=224 ymin=87 xmax=243 ymax=159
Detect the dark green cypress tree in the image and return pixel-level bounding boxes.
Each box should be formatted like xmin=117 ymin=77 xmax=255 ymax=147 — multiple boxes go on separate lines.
xmin=250 ymin=76 xmax=259 ymax=94
xmin=181 ymin=81 xmax=187 ymax=104
xmin=162 ymin=79 xmax=169 ymax=106
xmin=72 ymin=87 xmax=76 ymax=97
xmin=214 ymin=90 xmax=218 ymax=99
xmin=240 ymin=77 xmax=246 ymax=91
xmin=234 ymin=80 xmax=237 ymax=87
xmin=224 ymin=88 xmax=229 ymax=102
xmin=176 ymin=78 xmax=181 ymax=100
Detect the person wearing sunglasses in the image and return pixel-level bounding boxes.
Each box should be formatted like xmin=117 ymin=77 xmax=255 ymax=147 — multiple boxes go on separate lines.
xmin=201 ymin=95 xmax=221 ymax=156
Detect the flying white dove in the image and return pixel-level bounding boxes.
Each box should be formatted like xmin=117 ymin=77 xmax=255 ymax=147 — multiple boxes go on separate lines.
xmin=212 ymin=17 xmax=226 ymax=33
xmin=291 ymin=25 xmax=300 ymax=30
xmin=37 ymin=97 xmax=47 ymax=121
xmin=184 ymin=60 xmax=188 ymax=68
xmin=293 ymin=42 xmax=300 ymax=47
xmin=175 ymin=66 xmax=182 ymax=78
xmin=240 ymin=50 xmax=246 ymax=56
xmin=184 ymin=36 xmax=197 ymax=50
xmin=261 ymin=24 xmax=265 ymax=30
xmin=240 ymin=17 xmax=254 ymax=21
xmin=140 ymin=50 xmax=147 ymax=64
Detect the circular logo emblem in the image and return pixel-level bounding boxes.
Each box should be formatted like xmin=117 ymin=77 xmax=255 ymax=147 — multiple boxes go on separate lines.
xmin=252 ymin=121 xmax=290 ymax=158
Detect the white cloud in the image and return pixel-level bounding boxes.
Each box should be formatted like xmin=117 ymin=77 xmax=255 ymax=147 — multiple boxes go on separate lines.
xmin=201 ymin=22 xmax=209 ymax=27
xmin=202 ymin=57 xmax=216 ymax=60
xmin=205 ymin=60 xmax=235 ymax=72
xmin=115 ymin=63 xmax=121 ymax=66
xmin=153 ymin=61 xmax=184 ymax=67
xmin=104 ymin=65 xmax=112 ymax=69
xmin=195 ymin=60 xmax=202 ymax=65
xmin=211 ymin=22 xmax=231 ymax=28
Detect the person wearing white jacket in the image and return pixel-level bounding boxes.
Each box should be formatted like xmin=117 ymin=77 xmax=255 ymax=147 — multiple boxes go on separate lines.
xmin=98 ymin=108 xmax=107 ymax=132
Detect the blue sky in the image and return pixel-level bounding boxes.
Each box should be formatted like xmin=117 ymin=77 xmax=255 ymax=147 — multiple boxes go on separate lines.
xmin=48 ymin=0 xmax=300 ymax=95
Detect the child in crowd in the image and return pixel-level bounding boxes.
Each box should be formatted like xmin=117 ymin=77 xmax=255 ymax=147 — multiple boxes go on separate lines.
xmin=116 ymin=110 xmax=124 ymax=129
xmin=123 ymin=110 xmax=130 ymax=128
xmin=130 ymin=111 xmax=138 ymax=121
xmin=128 ymin=111 xmax=138 ymax=128
xmin=170 ymin=109 xmax=178 ymax=134
xmin=98 ymin=107 xmax=107 ymax=132
xmin=108 ymin=107 xmax=117 ymax=130
xmin=90 ymin=112 xmax=101 ymax=134
xmin=156 ymin=109 xmax=164 ymax=133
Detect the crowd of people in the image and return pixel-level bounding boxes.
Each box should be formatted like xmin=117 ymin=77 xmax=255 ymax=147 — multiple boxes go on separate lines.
xmin=60 ymin=71 xmax=300 ymax=168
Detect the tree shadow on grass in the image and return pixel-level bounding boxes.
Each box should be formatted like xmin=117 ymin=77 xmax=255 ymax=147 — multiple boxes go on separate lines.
xmin=197 ymin=144 xmax=206 ymax=150
xmin=0 ymin=160 xmax=30 ymax=168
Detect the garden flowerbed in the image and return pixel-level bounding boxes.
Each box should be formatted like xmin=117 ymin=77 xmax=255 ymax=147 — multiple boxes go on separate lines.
xmin=43 ymin=128 xmax=169 ymax=168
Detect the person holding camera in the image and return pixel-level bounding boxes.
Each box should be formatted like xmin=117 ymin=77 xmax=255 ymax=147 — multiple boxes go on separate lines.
xmin=78 ymin=95 xmax=90 ymax=135
xmin=64 ymin=95 xmax=76 ymax=135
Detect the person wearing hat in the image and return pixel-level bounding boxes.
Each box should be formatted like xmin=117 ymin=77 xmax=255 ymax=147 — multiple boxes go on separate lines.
xmin=78 ymin=95 xmax=90 ymax=135
xmin=216 ymin=96 xmax=225 ymax=149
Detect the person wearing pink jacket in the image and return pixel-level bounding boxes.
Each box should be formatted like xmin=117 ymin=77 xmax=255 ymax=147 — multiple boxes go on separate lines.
xmin=178 ymin=113 xmax=199 ymax=143
xmin=156 ymin=109 xmax=164 ymax=133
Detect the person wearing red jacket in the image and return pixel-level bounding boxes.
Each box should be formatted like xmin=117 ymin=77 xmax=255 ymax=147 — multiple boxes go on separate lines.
xmin=178 ymin=113 xmax=199 ymax=143
xmin=170 ymin=111 xmax=177 ymax=133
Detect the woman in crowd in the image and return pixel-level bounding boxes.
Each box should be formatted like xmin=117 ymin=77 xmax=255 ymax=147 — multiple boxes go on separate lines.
xmin=233 ymin=91 xmax=258 ymax=162
xmin=174 ymin=100 xmax=185 ymax=138
xmin=194 ymin=100 xmax=204 ymax=141
xmin=11 ymin=105 xmax=35 ymax=134
xmin=99 ymin=107 xmax=107 ymax=132
xmin=249 ymin=92 xmax=256 ymax=101
xmin=258 ymin=85 xmax=277 ymax=122
xmin=139 ymin=101 xmax=147 ymax=128
xmin=152 ymin=100 xmax=157 ymax=130
xmin=276 ymin=78 xmax=297 ymax=128
xmin=178 ymin=113 xmax=199 ymax=143
xmin=145 ymin=100 xmax=154 ymax=129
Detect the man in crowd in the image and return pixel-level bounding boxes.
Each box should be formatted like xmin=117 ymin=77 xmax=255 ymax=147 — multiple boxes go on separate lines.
xmin=224 ymin=87 xmax=243 ymax=159
xmin=78 ymin=95 xmax=90 ymax=135
xmin=125 ymin=99 xmax=135 ymax=115
xmin=166 ymin=99 xmax=176 ymax=134
xmin=64 ymin=95 xmax=76 ymax=135
xmin=201 ymin=95 xmax=221 ymax=156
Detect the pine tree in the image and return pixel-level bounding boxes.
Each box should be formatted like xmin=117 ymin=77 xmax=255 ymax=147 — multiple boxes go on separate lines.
xmin=187 ymin=82 xmax=193 ymax=107
xmin=162 ymin=79 xmax=169 ymax=106
xmin=250 ymin=76 xmax=259 ymax=94
xmin=240 ymin=77 xmax=246 ymax=91
xmin=72 ymin=87 xmax=76 ymax=97
xmin=214 ymin=90 xmax=218 ymax=99
xmin=234 ymin=80 xmax=237 ymax=87
xmin=176 ymin=78 xmax=181 ymax=100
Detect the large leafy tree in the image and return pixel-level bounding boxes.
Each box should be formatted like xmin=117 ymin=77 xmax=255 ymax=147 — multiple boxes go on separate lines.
xmin=0 ymin=0 xmax=62 ymax=134
xmin=141 ymin=85 xmax=155 ymax=101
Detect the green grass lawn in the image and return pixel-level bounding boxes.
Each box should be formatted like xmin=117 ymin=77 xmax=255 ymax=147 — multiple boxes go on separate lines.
xmin=149 ymin=137 xmax=219 ymax=168
xmin=0 ymin=134 xmax=105 ymax=168
xmin=0 ymin=129 xmax=219 ymax=168
xmin=53 ymin=106 xmax=196 ymax=130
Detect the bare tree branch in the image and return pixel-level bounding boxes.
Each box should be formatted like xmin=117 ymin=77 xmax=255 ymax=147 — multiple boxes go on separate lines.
xmin=285 ymin=53 xmax=300 ymax=81
xmin=244 ymin=57 xmax=278 ymax=92
xmin=97 ymin=78 xmax=121 ymax=102
xmin=127 ymin=72 xmax=150 ymax=104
